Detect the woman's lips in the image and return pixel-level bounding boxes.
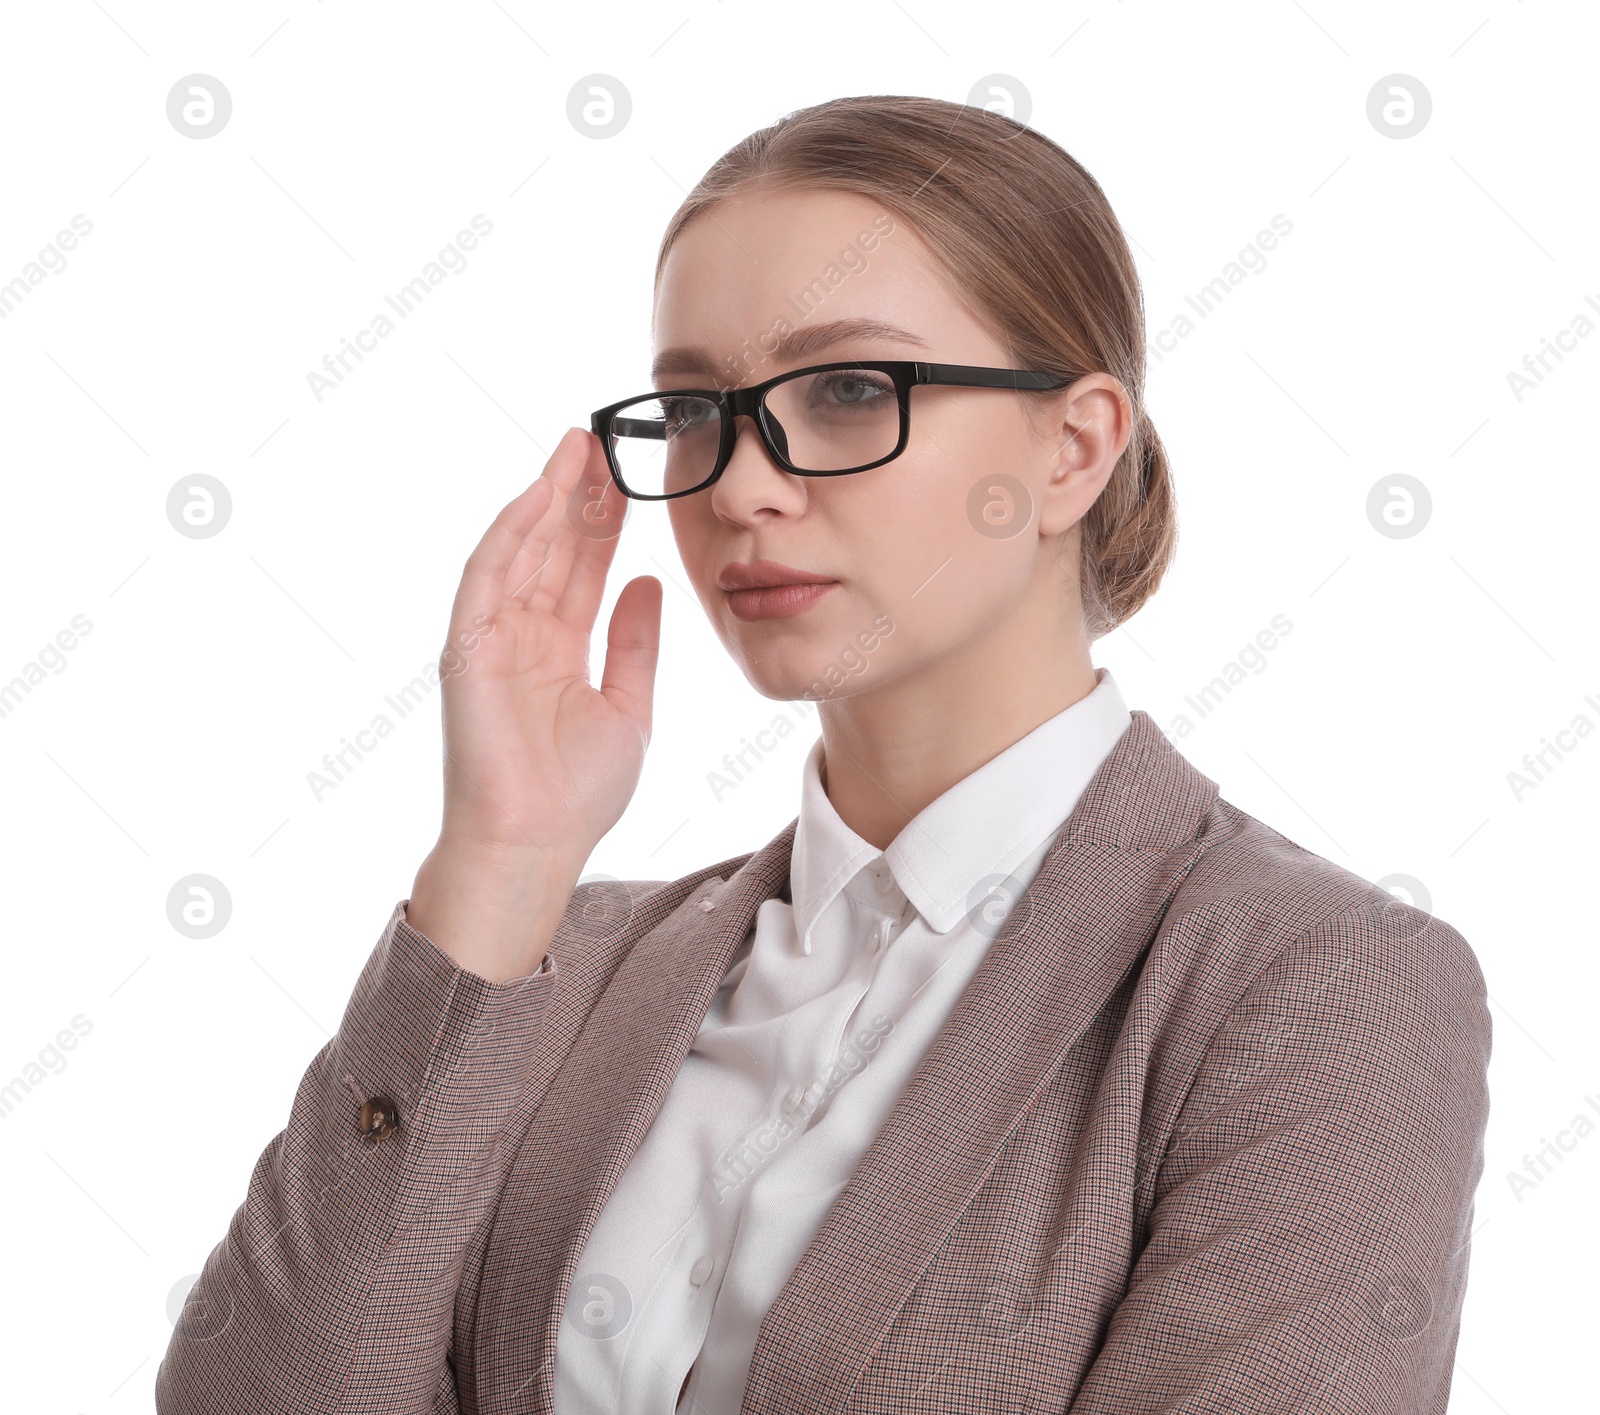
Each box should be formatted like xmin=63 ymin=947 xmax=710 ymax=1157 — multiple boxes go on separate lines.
xmin=725 ymin=581 xmax=839 ymax=622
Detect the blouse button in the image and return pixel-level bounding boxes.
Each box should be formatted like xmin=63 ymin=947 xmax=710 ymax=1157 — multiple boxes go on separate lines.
xmin=782 ymin=1083 xmax=808 ymax=1114
xmin=689 ymin=1255 xmax=714 ymax=1287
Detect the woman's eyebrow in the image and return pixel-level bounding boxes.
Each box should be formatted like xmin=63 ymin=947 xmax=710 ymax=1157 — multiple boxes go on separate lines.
xmin=651 ymin=317 xmax=930 ymax=380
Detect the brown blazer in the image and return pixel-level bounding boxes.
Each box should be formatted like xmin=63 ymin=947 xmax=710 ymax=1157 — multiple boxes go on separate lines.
xmin=156 ymin=711 xmax=1491 ymax=1413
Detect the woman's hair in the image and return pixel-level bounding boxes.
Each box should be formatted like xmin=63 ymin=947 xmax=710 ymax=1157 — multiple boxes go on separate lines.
xmin=654 ymin=94 xmax=1177 ymax=642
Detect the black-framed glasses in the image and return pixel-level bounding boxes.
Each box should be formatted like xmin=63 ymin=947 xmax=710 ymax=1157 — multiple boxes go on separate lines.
xmin=589 ymin=359 xmax=1081 ymax=501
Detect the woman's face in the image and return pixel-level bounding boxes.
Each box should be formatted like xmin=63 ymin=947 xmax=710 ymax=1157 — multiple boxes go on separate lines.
xmin=653 ymin=185 xmax=1126 ymax=705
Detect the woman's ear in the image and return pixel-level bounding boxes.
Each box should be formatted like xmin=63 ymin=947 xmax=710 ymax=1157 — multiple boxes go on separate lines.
xmin=1038 ymin=375 xmax=1131 ymax=536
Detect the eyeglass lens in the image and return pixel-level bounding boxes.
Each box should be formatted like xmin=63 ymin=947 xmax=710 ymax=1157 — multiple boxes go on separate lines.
xmin=608 ymin=367 xmax=901 ymax=497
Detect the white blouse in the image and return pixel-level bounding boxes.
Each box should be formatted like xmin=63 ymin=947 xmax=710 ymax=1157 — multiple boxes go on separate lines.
xmin=552 ymin=667 xmax=1133 ymax=1415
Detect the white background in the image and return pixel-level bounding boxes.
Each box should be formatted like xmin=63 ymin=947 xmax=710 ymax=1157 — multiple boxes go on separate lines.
xmin=0 ymin=1 xmax=1593 ymax=1409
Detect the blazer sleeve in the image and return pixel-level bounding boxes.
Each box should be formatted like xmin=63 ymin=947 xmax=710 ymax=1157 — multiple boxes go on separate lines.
xmin=1068 ymin=898 xmax=1492 ymax=1415
xmin=155 ymin=899 xmax=558 ymax=1415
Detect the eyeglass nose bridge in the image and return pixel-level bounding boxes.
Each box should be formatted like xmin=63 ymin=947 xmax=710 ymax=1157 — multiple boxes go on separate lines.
xmin=715 ymin=386 xmax=792 ymax=480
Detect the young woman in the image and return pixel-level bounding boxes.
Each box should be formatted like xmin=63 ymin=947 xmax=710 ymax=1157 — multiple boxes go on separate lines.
xmin=158 ymin=95 xmax=1490 ymax=1415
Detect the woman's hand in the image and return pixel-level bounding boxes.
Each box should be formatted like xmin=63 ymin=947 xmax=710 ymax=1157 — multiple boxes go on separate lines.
xmin=407 ymin=427 xmax=662 ymax=982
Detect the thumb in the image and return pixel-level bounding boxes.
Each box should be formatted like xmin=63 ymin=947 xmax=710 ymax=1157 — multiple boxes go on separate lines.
xmin=598 ymin=575 xmax=663 ymax=739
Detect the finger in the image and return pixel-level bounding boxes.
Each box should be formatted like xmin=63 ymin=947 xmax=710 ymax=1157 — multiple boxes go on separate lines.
xmin=552 ymin=435 xmax=631 ymax=638
xmin=453 ymin=476 xmax=555 ymax=631
xmin=504 ymin=428 xmax=599 ymax=616
xmin=455 ymin=428 xmax=584 ymax=627
xmin=598 ymin=575 xmax=663 ymax=741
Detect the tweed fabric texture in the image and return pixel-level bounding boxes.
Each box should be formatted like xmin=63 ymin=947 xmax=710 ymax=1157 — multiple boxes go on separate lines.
xmin=156 ymin=710 xmax=1491 ymax=1414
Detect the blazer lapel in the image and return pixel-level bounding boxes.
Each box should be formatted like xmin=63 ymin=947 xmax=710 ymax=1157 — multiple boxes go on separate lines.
xmin=472 ymin=710 xmax=1217 ymax=1415
xmin=473 ymin=821 xmax=794 ymax=1415
xmin=737 ymin=711 xmax=1219 ymax=1413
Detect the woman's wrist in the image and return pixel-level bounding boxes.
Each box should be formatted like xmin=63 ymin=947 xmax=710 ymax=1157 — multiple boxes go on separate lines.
xmin=408 ymin=836 xmax=588 ymax=984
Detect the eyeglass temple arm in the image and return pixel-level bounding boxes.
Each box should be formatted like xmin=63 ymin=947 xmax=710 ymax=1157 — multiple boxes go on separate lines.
xmin=917 ymin=362 xmax=1077 ymax=390
xmin=611 ymin=415 xmax=668 ymax=440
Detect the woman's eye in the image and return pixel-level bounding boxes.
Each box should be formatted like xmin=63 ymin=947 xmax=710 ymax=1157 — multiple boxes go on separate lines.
xmin=816 ymin=374 xmax=890 ymax=405
xmin=661 ymin=398 xmax=708 ymax=430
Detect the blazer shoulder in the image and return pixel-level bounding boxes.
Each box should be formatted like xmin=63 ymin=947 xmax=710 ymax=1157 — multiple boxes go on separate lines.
xmin=1161 ymin=794 xmax=1489 ymax=1017
xmin=551 ymin=840 xmax=771 ymax=968
xmin=566 ymin=838 xmax=765 ymax=916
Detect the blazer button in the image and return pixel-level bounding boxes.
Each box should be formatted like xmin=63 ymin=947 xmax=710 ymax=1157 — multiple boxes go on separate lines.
xmin=359 ymin=1095 xmax=400 ymax=1143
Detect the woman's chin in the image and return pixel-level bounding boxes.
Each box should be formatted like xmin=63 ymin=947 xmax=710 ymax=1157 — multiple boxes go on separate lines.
xmin=732 ymin=653 xmax=833 ymax=706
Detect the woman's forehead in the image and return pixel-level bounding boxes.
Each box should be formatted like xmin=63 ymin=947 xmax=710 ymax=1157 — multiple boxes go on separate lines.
xmin=652 ymin=202 xmax=959 ymax=372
